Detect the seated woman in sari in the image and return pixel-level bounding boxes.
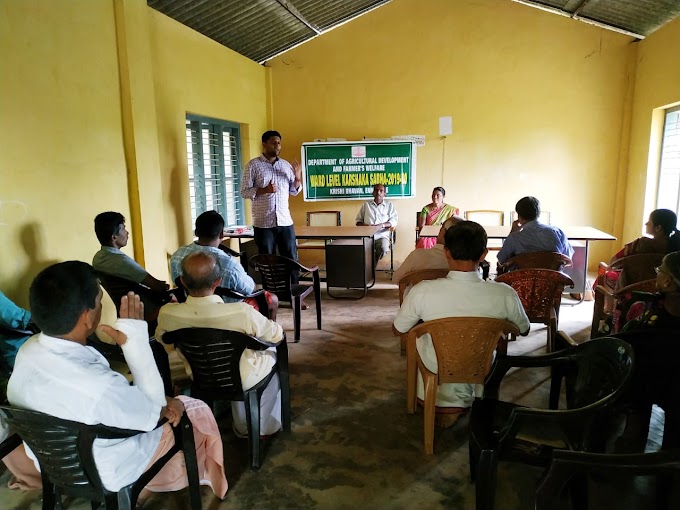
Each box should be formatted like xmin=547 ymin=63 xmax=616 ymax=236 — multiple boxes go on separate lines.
xmin=415 ymin=187 xmax=459 ymax=249
xmin=621 ymin=251 xmax=680 ymax=332
xmin=600 ymin=209 xmax=680 ymax=289
xmin=613 ymin=251 xmax=680 ymax=452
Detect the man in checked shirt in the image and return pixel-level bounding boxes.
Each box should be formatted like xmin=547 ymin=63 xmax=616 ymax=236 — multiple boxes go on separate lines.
xmin=241 ymin=130 xmax=303 ymax=283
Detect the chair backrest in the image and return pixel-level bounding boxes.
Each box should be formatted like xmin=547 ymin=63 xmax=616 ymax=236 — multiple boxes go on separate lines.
xmin=249 ymin=254 xmax=300 ymax=300
xmin=398 ymin=268 xmax=449 ymax=304
xmin=96 ymin=271 xmax=168 ymax=323
xmin=407 ymin=317 xmax=519 ymax=384
xmin=560 ymin=337 xmax=635 ymax=410
xmin=307 ymin=211 xmax=341 ymax=227
xmin=610 ymin=252 xmax=665 ymax=288
xmin=498 ymin=251 xmax=572 ymax=274
xmin=464 ymin=210 xmax=504 ymax=226
xmin=496 ymin=269 xmax=574 ymax=323
xmin=162 ymin=328 xmax=268 ymax=398
xmin=511 ymin=210 xmax=551 ymax=224
xmin=0 ymin=405 xmax=138 ymax=501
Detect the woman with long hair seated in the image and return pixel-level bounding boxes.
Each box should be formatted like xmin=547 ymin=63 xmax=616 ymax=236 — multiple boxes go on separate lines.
xmin=599 ymin=209 xmax=680 ymax=291
xmin=612 ymin=208 xmax=680 ymax=262
xmin=415 ymin=187 xmax=459 ymax=249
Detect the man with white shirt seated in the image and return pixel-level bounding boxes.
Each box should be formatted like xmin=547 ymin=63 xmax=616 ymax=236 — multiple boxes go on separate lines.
xmin=5 ymin=261 xmax=228 ymax=501
xmin=393 ymin=221 xmax=530 ymax=416
xmin=394 ymin=215 xmax=463 ymax=283
xmin=356 ymin=183 xmax=398 ymax=263
xmin=156 ymin=250 xmax=284 ymax=438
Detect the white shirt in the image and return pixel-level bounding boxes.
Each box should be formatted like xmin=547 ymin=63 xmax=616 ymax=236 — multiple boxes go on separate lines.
xmin=7 ymin=320 xmax=165 ymax=491
xmin=394 ymin=244 xmax=449 ymax=283
xmin=355 ymin=200 xmax=398 ymax=240
xmin=156 ymin=296 xmax=284 ymax=390
xmin=393 ymin=271 xmax=530 ymax=407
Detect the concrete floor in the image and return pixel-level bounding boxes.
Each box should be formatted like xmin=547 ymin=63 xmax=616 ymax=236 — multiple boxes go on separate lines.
xmin=0 ymin=274 xmax=668 ymax=509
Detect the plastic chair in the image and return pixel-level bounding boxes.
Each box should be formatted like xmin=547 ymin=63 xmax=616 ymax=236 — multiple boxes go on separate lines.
xmin=468 ymin=337 xmax=635 ymax=510
xmin=464 ymin=210 xmax=505 ymax=225
xmin=591 ymin=278 xmax=658 ymax=337
xmin=249 ymin=254 xmax=321 ymax=342
xmin=496 ymin=269 xmax=574 ymax=353
xmin=161 ymin=328 xmax=291 ymax=470
xmin=597 ymin=252 xmax=665 ymax=291
xmin=559 ymin=328 xmax=680 ymax=451
xmin=173 ymin=276 xmax=269 ymax=319
xmin=0 ymin=405 xmax=201 ymax=510
xmin=405 ymin=317 xmax=519 ymax=454
xmin=497 ymin=251 xmax=572 ymax=276
xmin=396 ymin=269 xmax=449 ymax=354
xmin=95 ymin=272 xmax=175 ymax=334
xmin=536 ymin=449 xmax=680 ymax=510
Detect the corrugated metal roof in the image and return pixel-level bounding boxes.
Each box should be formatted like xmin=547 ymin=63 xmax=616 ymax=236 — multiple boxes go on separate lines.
xmin=147 ymin=0 xmax=680 ymax=65
xmin=515 ymin=0 xmax=680 ymax=38
xmin=147 ymin=0 xmax=391 ymax=64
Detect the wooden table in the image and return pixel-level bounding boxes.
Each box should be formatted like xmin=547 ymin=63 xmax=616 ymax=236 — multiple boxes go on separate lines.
xmin=420 ymin=225 xmax=616 ymax=299
xmin=226 ymin=226 xmax=383 ymax=298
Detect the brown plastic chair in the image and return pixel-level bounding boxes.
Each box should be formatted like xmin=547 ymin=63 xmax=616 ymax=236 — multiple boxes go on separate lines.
xmin=397 ymin=268 xmax=449 ymax=354
xmin=249 ymin=254 xmax=321 ymax=342
xmin=597 ymin=252 xmax=664 ymax=291
xmin=495 ymin=269 xmax=574 ymax=353
xmin=398 ymin=268 xmax=450 ymax=304
xmin=590 ymin=278 xmax=658 ymax=337
xmin=405 ymin=317 xmax=519 ymax=454
xmin=497 ymin=251 xmax=572 ymax=276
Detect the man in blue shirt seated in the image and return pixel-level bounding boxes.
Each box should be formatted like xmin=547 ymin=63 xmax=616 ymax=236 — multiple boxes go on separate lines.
xmin=170 ymin=211 xmax=278 ymax=320
xmin=0 ymin=291 xmax=33 ymax=372
xmin=497 ymin=196 xmax=574 ymax=264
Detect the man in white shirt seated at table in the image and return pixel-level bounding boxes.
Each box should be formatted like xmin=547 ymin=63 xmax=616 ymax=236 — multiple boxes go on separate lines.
xmin=156 ymin=250 xmax=284 ymax=438
xmin=394 ymin=215 xmax=463 ymax=282
xmin=355 ymin=183 xmax=398 ymax=264
xmin=393 ymin=221 xmax=530 ymax=416
xmin=5 ymin=261 xmax=228 ymax=501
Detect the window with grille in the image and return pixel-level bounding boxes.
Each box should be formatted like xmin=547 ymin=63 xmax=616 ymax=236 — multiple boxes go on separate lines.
xmin=185 ymin=115 xmax=244 ymax=227
xmin=656 ymin=106 xmax=680 ymax=216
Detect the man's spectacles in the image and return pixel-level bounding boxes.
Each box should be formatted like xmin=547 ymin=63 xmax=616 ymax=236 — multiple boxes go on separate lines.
xmin=655 ymin=266 xmax=663 ymax=275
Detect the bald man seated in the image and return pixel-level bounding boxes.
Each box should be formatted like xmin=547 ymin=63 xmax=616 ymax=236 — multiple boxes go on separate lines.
xmin=156 ymin=251 xmax=285 ymax=438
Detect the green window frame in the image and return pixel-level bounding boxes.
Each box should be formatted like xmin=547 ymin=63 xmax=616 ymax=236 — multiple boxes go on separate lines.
xmin=185 ymin=114 xmax=245 ymax=227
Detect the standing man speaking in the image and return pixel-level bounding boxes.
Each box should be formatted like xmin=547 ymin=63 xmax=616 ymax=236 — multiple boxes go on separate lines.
xmin=241 ymin=130 xmax=302 ymax=280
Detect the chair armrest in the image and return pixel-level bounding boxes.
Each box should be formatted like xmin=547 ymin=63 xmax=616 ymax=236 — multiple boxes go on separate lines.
xmin=293 ymin=260 xmax=319 ymax=273
xmin=555 ymin=331 xmax=578 ymax=350
xmin=550 ymin=448 xmax=680 ymax=471
xmin=482 ymin=350 xmax=576 ymax=399
xmin=0 ymin=433 xmax=22 ymax=458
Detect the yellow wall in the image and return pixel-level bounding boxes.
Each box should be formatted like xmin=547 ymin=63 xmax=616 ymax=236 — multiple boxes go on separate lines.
xmin=147 ymin=8 xmax=268 ymax=267
xmin=0 ymin=0 xmax=268 ymax=307
xmin=622 ymin=16 xmax=680 ymax=245
xmin=268 ymin=0 xmax=634 ymax=265
xmin=0 ymin=0 xmax=128 ymax=306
